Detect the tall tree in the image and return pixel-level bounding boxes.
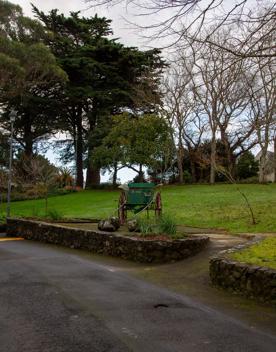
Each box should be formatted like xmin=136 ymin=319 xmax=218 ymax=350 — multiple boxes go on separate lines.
xmin=0 ymin=1 xmax=67 ymax=157
xmin=162 ymin=62 xmax=196 ymax=183
xmin=34 ymin=7 xmax=164 ymax=187
xmin=249 ymin=55 xmax=275 ymax=183
xmin=188 ymin=32 xmax=257 ymax=182
xmin=93 ymin=113 xmax=173 ymax=183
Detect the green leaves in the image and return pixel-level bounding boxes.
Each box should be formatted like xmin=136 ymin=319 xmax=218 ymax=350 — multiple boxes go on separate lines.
xmin=0 ymin=0 xmax=68 ymax=158
xmin=93 ymin=113 xmax=173 ymax=172
xmin=0 ymin=2 xmax=67 ymax=98
xmin=0 ymin=52 xmax=24 ymax=86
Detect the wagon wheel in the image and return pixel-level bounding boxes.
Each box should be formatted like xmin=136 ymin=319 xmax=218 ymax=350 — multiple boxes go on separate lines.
xmin=118 ymin=191 xmax=127 ymax=225
xmin=155 ymin=192 xmax=162 ymax=217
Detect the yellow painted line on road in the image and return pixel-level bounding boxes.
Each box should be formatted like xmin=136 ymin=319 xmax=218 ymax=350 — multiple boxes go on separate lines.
xmin=0 ymin=237 xmax=24 ymax=242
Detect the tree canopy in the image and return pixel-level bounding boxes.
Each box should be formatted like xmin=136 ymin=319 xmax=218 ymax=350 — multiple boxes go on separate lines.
xmin=93 ymin=113 xmax=173 ymax=182
xmin=0 ymin=0 xmax=67 ymax=157
xmin=32 ymin=6 xmax=165 ymax=187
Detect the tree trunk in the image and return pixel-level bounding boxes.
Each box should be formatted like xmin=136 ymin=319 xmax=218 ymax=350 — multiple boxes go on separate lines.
xmin=259 ymin=152 xmax=266 ymax=183
xmin=112 ymin=162 xmax=118 ymax=186
xmin=137 ymin=164 xmax=144 ymax=182
xmin=259 ymin=138 xmax=269 ymax=183
xmin=86 ymin=143 xmax=100 ymax=188
xmin=199 ymin=167 xmax=204 ymax=183
xmin=23 ymin=116 xmax=33 ymax=157
xmin=210 ymin=135 xmax=216 ymax=184
xmin=76 ymin=106 xmax=84 ymax=188
xmin=86 ymin=161 xmax=100 ymax=188
xmin=226 ymin=144 xmax=235 ymax=178
xmin=85 ymin=100 xmax=101 ymax=188
xmin=274 ymin=137 xmax=276 ymax=183
xmin=25 ymin=138 xmax=33 ymax=157
xmin=190 ymin=159 xmax=196 ymax=183
xmin=177 ymin=145 xmax=184 ymax=184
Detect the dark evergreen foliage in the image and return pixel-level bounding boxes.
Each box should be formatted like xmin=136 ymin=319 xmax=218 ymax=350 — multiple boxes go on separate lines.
xmin=236 ymin=151 xmax=259 ymax=180
xmin=33 ymin=6 xmax=165 ymax=187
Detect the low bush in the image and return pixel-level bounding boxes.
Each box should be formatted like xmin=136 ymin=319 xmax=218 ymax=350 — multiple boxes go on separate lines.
xmin=6 ymin=188 xmax=77 ymax=203
xmin=86 ymin=183 xmax=120 ymax=190
xmin=136 ymin=214 xmax=178 ymax=238
xmin=238 ymin=176 xmax=259 ymax=184
xmin=46 ymin=209 xmax=64 ymax=221
xmin=158 ymin=214 xmax=177 ymax=236
xmin=137 ymin=218 xmax=155 ymax=236
xmin=183 ymin=170 xmax=192 ymax=184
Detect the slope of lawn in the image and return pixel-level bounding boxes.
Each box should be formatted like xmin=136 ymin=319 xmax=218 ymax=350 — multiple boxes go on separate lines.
xmin=2 ymin=184 xmax=276 ymax=233
xmin=230 ymin=237 xmax=276 ymax=269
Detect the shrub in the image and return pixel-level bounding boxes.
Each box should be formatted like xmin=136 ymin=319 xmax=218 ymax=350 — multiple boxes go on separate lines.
xmin=14 ymin=154 xmax=59 ymax=214
xmin=136 ymin=214 xmax=177 ymax=238
xmin=236 ymin=151 xmax=259 ymax=180
xmin=46 ymin=209 xmax=64 ymax=221
xmin=86 ymin=183 xmax=119 ymax=190
xmin=158 ymin=214 xmax=177 ymax=236
xmin=56 ymin=167 xmax=74 ymax=188
xmin=64 ymin=185 xmax=73 ymax=191
xmin=183 ymin=170 xmax=192 ymax=183
xmin=137 ymin=218 xmax=155 ymax=236
xmin=238 ymin=176 xmax=259 ymax=184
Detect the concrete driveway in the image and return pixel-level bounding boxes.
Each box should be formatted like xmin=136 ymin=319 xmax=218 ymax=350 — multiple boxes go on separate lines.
xmin=0 ymin=238 xmax=276 ymax=352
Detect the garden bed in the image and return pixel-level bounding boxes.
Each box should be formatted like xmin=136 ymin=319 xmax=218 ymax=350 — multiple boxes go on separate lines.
xmin=210 ymin=237 xmax=276 ymax=305
xmin=6 ymin=218 xmax=209 ymax=263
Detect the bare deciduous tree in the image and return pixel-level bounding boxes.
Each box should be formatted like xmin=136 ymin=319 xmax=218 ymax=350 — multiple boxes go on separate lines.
xmin=249 ymin=55 xmax=276 ymax=182
xmin=14 ymin=155 xmax=58 ymax=214
xmin=168 ymin=28 xmax=260 ymax=182
xmin=162 ymin=60 xmax=196 ymax=183
xmin=87 ymin=0 xmax=276 ymax=58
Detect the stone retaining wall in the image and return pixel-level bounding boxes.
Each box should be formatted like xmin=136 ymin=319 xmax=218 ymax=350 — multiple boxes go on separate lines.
xmin=210 ymin=241 xmax=276 ymax=305
xmin=7 ymin=218 xmax=209 ymax=263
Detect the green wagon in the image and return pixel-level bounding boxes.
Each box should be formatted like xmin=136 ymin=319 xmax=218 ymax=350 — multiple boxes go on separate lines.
xmin=118 ymin=182 xmax=162 ymax=224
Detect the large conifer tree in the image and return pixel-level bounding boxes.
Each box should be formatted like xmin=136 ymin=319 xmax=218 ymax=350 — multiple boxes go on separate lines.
xmin=33 ymin=7 xmax=164 ymax=187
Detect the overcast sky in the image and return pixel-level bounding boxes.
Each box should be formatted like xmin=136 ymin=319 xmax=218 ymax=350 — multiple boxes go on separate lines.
xmin=15 ymin=0 xmax=146 ymax=47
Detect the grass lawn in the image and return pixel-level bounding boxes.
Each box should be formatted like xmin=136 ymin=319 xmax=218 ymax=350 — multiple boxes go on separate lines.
xmin=230 ymin=237 xmax=276 ymax=269
xmin=1 ymin=184 xmax=276 ymax=233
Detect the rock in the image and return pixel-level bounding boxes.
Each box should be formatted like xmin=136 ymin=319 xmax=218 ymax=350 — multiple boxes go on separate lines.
xmin=98 ymin=220 xmax=116 ymax=232
xmin=127 ymin=219 xmax=139 ymax=232
xmin=110 ymin=216 xmax=120 ymax=230
xmin=98 ymin=220 xmax=104 ymax=231
xmin=98 ymin=217 xmax=120 ymax=232
xmin=232 ymin=270 xmax=242 ymax=279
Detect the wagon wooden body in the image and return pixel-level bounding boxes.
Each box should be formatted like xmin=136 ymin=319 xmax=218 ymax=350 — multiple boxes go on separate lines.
xmin=118 ymin=183 xmax=162 ymax=224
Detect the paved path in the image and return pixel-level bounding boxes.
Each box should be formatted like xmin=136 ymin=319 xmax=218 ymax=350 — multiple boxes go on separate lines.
xmin=1 ymin=238 xmax=276 ymax=352
xmin=130 ymin=232 xmax=276 ymax=333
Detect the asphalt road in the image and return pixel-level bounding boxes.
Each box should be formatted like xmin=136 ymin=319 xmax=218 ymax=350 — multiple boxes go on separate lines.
xmin=0 ymin=238 xmax=276 ymax=352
